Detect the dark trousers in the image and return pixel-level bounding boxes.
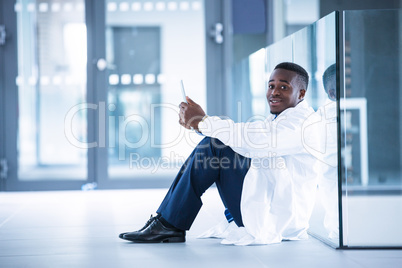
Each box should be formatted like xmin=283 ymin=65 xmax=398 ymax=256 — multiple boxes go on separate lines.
xmin=157 ymin=137 xmax=251 ymax=230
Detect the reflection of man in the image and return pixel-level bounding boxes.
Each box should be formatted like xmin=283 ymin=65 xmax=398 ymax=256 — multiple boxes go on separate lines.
xmin=316 ymin=63 xmax=339 ymax=239
xmin=119 ymin=62 xmax=319 ymax=245
xmin=322 ymin=63 xmax=336 ymax=101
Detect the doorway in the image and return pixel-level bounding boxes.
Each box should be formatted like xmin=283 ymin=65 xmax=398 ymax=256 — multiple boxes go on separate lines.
xmin=0 ymin=0 xmax=222 ymax=191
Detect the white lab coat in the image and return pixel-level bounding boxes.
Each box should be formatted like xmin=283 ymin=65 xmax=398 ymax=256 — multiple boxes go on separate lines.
xmin=198 ymin=100 xmax=320 ymax=245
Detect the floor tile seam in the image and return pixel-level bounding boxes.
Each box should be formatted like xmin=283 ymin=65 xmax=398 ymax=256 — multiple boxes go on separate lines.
xmin=0 ymin=236 xmax=118 ymax=241
xmin=344 ymin=256 xmax=368 ymax=268
xmin=242 ymin=251 xmax=270 ymax=268
xmin=0 ymin=224 xmax=131 ymax=229
xmin=0 ymin=205 xmax=27 ymax=229
xmin=0 ymin=252 xmax=88 ymax=258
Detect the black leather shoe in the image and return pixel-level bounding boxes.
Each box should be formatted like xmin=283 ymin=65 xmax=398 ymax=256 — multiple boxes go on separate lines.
xmin=119 ymin=214 xmax=160 ymax=239
xmin=122 ymin=218 xmax=185 ymax=243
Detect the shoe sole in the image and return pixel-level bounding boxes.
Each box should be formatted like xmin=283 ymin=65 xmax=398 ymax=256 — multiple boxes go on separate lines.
xmin=123 ymin=236 xmax=185 ymax=243
xmin=162 ymin=236 xmax=185 ymax=243
xmin=119 ymin=215 xmax=160 ymax=240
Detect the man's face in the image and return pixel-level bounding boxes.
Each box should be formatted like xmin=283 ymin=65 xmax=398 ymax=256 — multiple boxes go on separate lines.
xmin=266 ymin=68 xmax=306 ymax=114
xmin=324 ymin=79 xmax=336 ymax=101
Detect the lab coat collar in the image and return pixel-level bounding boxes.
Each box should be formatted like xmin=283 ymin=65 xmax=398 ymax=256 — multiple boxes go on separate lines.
xmin=267 ymin=100 xmax=310 ymax=122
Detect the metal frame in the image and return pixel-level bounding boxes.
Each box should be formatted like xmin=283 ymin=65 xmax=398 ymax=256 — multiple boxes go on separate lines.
xmin=0 ymin=0 xmax=22 ymax=191
xmin=205 ymin=0 xmax=226 ymax=116
xmin=0 ymin=1 xmax=5 ymax=191
xmin=86 ymin=0 xmax=107 ymax=188
xmin=336 ymin=9 xmax=344 ymax=249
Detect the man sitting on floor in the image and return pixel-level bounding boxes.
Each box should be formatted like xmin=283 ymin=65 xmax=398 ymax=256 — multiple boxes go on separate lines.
xmin=119 ymin=62 xmax=320 ymax=245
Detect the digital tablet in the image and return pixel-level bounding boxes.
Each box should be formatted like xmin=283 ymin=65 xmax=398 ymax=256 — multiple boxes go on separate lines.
xmin=180 ymin=80 xmax=187 ymax=103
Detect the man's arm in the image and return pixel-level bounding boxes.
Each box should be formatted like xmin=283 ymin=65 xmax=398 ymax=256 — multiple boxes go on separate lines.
xmin=179 ymin=97 xmax=313 ymax=158
xmin=198 ymin=113 xmax=310 ymax=158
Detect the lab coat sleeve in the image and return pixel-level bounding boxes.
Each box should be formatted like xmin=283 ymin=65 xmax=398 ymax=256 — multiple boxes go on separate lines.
xmin=198 ymin=112 xmax=310 ymax=158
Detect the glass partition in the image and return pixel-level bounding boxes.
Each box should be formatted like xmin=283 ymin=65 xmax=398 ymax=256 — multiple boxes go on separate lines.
xmin=245 ymin=8 xmax=402 ymax=249
xmin=245 ymin=12 xmax=339 ymax=247
xmin=341 ymin=9 xmax=402 ymax=247
xmin=293 ymin=12 xmax=338 ymax=247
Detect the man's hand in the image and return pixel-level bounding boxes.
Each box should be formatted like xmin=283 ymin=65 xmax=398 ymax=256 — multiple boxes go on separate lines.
xmin=179 ymin=96 xmax=206 ymax=131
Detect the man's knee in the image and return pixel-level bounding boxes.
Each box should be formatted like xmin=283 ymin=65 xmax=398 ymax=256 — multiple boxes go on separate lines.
xmin=198 ymin=137 xmax=212 ymax=146
xmin=196 ymin=137 xmax=226 ymax=151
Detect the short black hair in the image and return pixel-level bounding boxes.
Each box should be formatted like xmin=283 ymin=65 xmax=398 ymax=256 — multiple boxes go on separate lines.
xmin=274 ymin=62 xmax=309 ymax=90
xmin=322 ymin=63 xmax=336 ymax=93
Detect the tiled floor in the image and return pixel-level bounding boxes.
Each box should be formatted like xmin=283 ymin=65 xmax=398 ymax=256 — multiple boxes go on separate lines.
xmin=0 ymin=189 xmax=401 ymax=268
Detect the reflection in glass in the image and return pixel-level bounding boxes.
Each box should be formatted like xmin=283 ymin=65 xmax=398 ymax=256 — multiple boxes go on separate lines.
xmin=16 ymin=0 xmax=87 ymax=180
xmin=316 ymin=63 xmax=338 ymax=240
xmin=295 ymin=12 xmax=338 ymax=246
